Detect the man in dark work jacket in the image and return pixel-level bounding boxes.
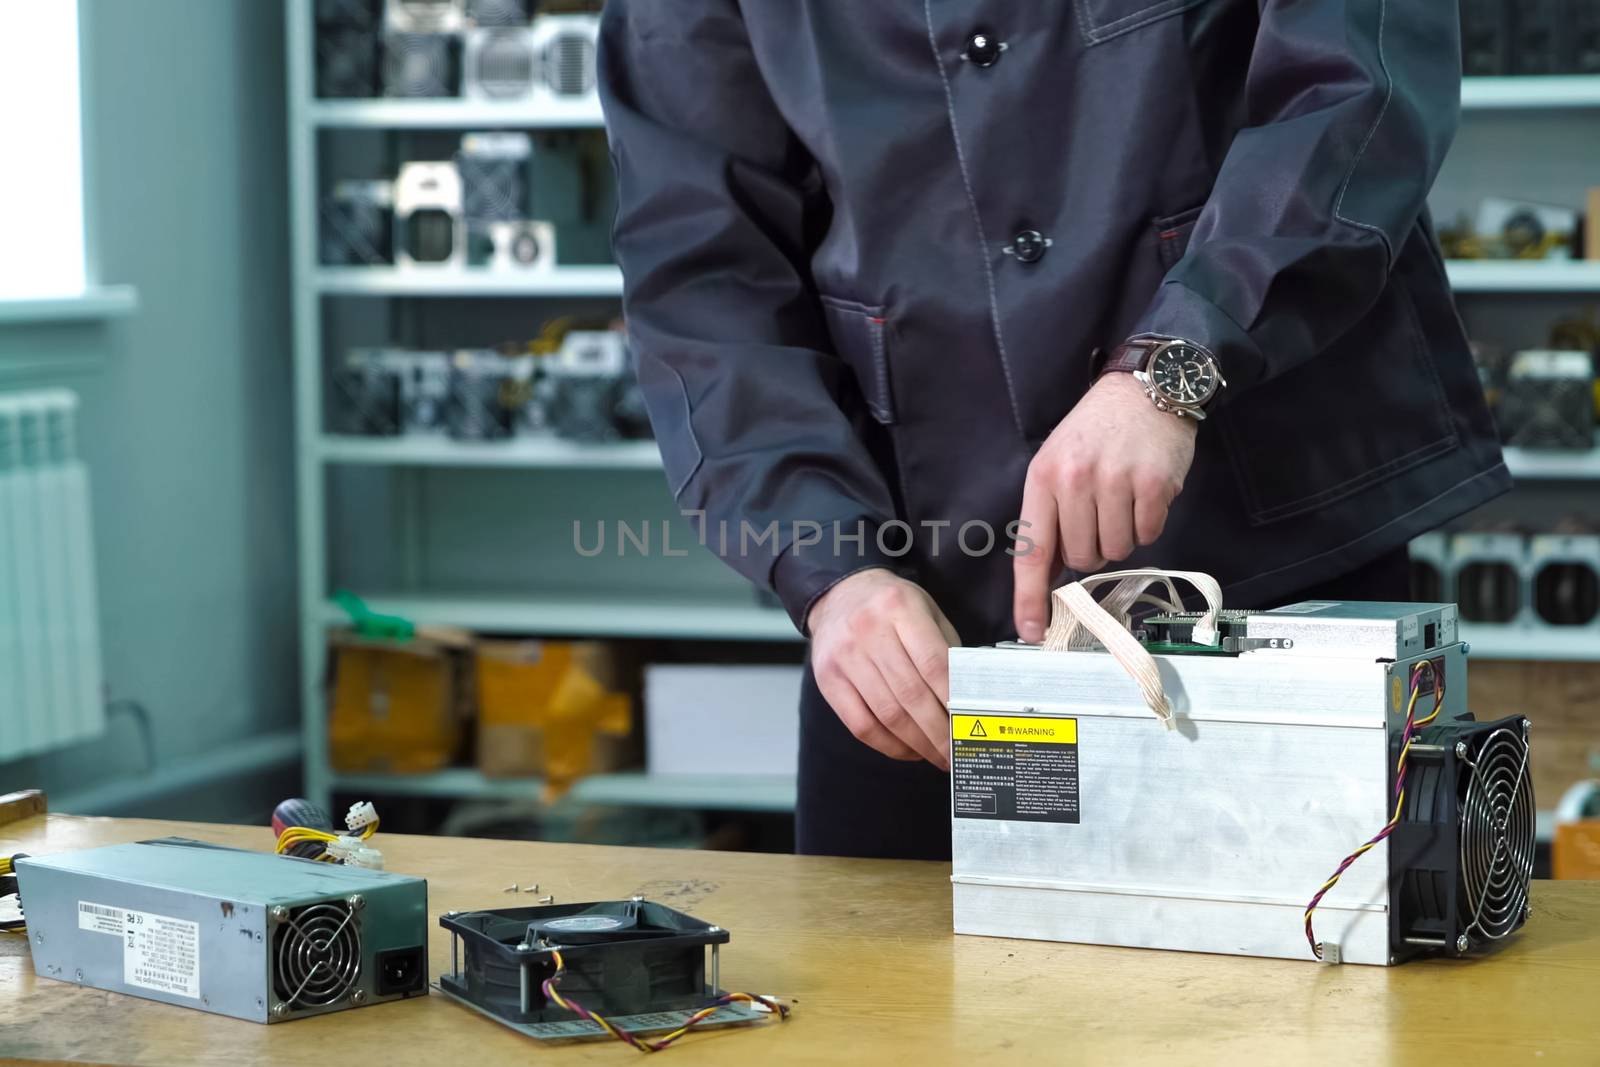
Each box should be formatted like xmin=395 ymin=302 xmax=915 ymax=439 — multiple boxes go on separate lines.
xmin=597 ymin=2 xmax=1509 ymax=861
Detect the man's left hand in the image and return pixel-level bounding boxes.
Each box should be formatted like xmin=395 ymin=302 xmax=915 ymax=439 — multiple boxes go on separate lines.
xmin=1012 ymin=372 xmax=1197 ymax=644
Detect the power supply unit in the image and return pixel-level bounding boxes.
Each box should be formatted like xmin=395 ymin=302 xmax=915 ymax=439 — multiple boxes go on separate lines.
xmin=320 ymin=179 xmax=394 ymax=266
xmin=394 ymin=161 xmax=465 ymax=267
xmin=466 ymin=0 xmax=531 ymax=27
xmin=332 ymin=349 xmax=404 ymax=436
xmin=318 ymin=28 xmax=381 ymax=98
xmin=950 ymin=590 xmax=1534 ymax=966
xmin=457 ymin=132 xmax=532 ymax=221
xmin=383 ymin=32 xmax=461 ymax=98
xmin=15 ymin=838 xmax=429 ymax=1022
xmin=384 ymin=0 xmax=465 ymax=34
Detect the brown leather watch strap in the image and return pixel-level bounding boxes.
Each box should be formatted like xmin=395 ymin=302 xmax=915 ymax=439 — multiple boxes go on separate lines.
xmin=1099 ymin=339 xmax=1159 ymax=376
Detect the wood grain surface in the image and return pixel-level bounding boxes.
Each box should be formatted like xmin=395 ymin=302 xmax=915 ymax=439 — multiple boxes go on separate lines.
xmin=0 ymin=815 xmax=1596 ymax=1065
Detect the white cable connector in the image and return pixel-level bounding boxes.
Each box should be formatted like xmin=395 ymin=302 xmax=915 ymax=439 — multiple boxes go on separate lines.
xmin=345 ymin=800 xmax=379 ymax=833
xmin=326 ymin=835 xmax=384 ymax=870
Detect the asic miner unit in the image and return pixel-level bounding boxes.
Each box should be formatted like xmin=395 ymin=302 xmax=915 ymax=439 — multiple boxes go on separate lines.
xmin=949 ymin=575 xmax=1534 ymax=967
xmin=15 ymin=839 xmax=428 ymax=1021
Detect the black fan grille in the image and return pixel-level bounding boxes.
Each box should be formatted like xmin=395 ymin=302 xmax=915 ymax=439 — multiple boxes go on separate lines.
xmin=474 ymin=31 xmax=534 ymax=97
xmin=274 ymin=902 xmax=362 ymax=1009
xmin=386 ymin=34 xmax=454 ymax=97
xmin=1459 ymin=726 xmax=1535 ymax=941
xmin=543 ymin=33 xmax=595 ymax=96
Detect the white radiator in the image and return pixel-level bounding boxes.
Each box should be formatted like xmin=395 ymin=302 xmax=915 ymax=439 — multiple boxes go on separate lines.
xmin=0 ymin=389 xmax=104 ymax=761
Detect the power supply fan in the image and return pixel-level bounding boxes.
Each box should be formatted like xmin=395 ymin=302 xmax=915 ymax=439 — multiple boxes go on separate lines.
xmin=1389 ymin=714 xmax=1535 ymax=960
xmin=273 ymin=901 xmax=363 ymax=1010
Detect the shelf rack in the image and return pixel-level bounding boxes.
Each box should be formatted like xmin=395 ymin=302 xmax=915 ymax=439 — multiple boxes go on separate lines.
xmin=287 ymin=36 xmax=1600 ymax=809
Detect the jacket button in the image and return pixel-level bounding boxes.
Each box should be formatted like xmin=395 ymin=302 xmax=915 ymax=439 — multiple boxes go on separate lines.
xmin=964 ymin=32 xmax=1003 ymax=67
xmin=1011 ymin=230 xmax=1047 ymax=264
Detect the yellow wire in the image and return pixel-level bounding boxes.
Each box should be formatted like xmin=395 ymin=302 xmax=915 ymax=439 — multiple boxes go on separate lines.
xmin=275 ymin=818 xmax=378 ymax=856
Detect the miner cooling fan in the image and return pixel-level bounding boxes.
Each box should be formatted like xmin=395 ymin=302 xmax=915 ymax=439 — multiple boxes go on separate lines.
xmin=1389 ymin=714 xmax=1535 ymax=959
xmin=438 ymin=899 xmax=788 ymax=1049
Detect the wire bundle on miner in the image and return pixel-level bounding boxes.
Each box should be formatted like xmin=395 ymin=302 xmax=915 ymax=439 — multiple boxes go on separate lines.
xmin=1304 ymin=660 xmax=1444 ymax=960
xmin=541 ymin=947 xmax=789 ymax=1053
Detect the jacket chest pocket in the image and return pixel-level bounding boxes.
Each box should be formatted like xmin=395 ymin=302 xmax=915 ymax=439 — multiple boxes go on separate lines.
xmin=820 ymin=295 xmax=895 ymax=425
xmin=1076 ymin=0 xmax=1213 ymax=46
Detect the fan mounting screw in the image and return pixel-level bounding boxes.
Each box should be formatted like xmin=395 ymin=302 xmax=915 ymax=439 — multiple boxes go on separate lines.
xmin=347 ymin=894 xmax=365 ymax=911
xmin=505 ymin=884 xmax=519 ymax=893
xmin=270 ymin=1002 xmax=289 ymax=1019
xmin=351 ymin=989 xmax=367 ymax=1004
xmin=538 ymin=895 xmax=553 ymax=904
xmin=1455 ymin=934 xmax=1470 ymax=953
xmin=269 ymin=906 xmax=288 ymax=923
xmin=1454 ymin=741 xmax=1469 ymax=760
xmin=631 ymin=895 xmax=643 ymax=903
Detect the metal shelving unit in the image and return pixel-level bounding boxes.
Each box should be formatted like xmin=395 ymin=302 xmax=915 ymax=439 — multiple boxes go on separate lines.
xmin=1461 ymin=75 xmax=1600 ymax=110
xmin=320 ymin=592 xmax=796 ymax=642
xmin=316 ymin=265 xmax=622 ymax=297
xmin=285 ymin=4 xmax=795 ymax=813
xmin=311 ymin=97 xmax=605 ymax=129
xmin=1446 ymin=261 xmax=1600 ymax=292
xmin=318 ymin=434 xmax=664 ymax=470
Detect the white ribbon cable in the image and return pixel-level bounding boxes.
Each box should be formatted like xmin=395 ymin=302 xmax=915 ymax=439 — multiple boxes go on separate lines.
xmin=1038 ymin=568 xmax=1228 ymax=729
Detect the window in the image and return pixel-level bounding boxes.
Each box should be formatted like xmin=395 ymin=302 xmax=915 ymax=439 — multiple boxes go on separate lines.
xmin=0 ymin=2 xmax=86 ymax=299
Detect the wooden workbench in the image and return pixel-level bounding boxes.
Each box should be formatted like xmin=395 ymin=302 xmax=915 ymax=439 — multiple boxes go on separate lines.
xmin=0 ymin=815 xmax=1595 ymax=1065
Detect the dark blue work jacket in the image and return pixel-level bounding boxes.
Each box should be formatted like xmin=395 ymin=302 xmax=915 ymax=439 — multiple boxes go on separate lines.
xmin=599 ymin=0 xmax=1509 ymax=641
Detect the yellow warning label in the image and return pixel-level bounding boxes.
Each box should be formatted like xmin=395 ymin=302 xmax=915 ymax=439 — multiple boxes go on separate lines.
xmin=951 ymin=715 xmax=1076 ymax=745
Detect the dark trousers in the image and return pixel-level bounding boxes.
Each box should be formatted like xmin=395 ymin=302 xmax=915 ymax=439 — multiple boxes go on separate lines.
xmin=795 ymin=548 xmax=1412 ymax=859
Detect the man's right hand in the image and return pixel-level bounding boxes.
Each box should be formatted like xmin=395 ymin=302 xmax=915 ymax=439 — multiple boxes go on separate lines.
xmin=807 ymin=568 xmax=960 ymax=771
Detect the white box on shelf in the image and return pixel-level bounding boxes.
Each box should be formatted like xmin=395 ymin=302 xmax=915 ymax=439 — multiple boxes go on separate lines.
xmin=645 ymin=665 xmax=802 ymax=776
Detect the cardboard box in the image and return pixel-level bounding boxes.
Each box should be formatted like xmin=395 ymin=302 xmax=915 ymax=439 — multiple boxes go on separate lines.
xmin=645 ymin=665 xmax=802 ymax=777
xmin=1554 ymin=820 xmax=1600 ymax=879
xmin=1587 ymin=187 xmax=1600 ymax=261
xmin=475 ymin=641 xmax=633 ymax=782
xmin=327 ymin=628 xmax=471 ymax=774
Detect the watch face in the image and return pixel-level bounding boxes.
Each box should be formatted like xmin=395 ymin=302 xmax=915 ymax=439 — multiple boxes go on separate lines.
xmin=1148 ymin=344 xmax=1219 ymax=406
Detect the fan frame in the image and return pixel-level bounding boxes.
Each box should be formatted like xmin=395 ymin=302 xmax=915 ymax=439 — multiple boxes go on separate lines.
xmin=271 ymin=899 xmax=364 ymax=1012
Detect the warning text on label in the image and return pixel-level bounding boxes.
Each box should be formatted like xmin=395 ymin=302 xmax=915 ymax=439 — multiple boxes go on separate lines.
xmin=950 ymin=714 xmax=1080 ymax=824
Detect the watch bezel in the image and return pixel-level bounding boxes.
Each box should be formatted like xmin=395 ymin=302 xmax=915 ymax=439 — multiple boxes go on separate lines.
xmin=1137 ymin=339 xmax=1224 ymax=413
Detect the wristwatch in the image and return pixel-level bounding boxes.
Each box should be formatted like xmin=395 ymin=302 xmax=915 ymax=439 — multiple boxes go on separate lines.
xmin=1100 ymin=335 xmax=1226 ymax=421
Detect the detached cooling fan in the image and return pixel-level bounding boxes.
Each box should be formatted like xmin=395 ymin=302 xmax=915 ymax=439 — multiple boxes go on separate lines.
xmin=1389 ymin=714 xmax=1535 ymax=960
xmin=438 ymin=899 xmax=786 ymax=1047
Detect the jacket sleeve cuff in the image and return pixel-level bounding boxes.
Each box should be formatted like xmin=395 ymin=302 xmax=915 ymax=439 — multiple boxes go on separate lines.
xmin=771 ymin=520 xmax=914 ymax=636
xmin=1128 ymin=280 xmax=1267 ymax=395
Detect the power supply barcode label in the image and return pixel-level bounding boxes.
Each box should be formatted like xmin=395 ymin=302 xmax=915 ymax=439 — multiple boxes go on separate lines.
xmin=123 ymin=909 xmax=201 ymax=1000
xmin=951 ymin=714 xmax=1080 ymax=824
xmin=78 ymin=901 xmax=126 ymax=935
